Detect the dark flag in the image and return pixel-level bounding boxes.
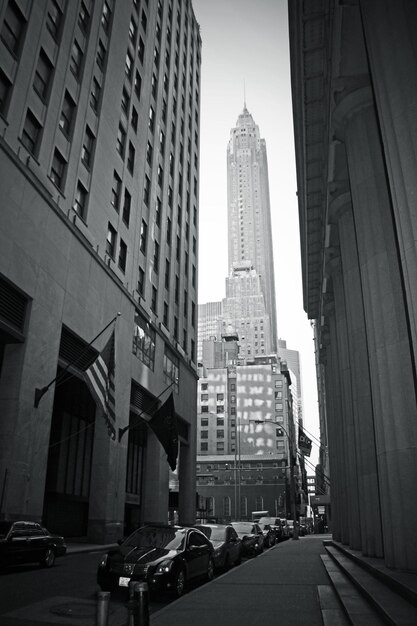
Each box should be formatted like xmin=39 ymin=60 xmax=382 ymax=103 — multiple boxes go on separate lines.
xmin=148 ymin=393 xmax=178 ymax=471
xmin=298 ymin=426 xmax=312 ymax=457
xmin=83 ymin=329 xmax=116 ymax=439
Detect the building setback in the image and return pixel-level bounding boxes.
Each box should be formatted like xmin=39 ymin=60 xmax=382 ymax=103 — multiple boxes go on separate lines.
xmin=289 ymin=0 xmax=417 ymax=572
xmin=0 ymin=0 xmax=201 ymax=542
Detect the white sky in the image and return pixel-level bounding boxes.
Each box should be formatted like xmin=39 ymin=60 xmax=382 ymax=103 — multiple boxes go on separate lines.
xmin=192 ymin=0 xmax=320 ymax=468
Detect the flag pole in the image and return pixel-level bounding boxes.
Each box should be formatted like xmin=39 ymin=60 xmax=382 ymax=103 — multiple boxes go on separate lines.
xmin=34 ymin=313 xmax=121 ymax=408
xmin=118 ymin=379 xmax=176 ymax=442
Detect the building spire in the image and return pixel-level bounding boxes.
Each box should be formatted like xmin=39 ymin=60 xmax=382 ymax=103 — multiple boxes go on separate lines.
xmin=243 ymin=79 xmax=247 ymax=111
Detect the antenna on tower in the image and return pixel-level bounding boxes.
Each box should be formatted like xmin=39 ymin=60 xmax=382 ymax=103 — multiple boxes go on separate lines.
xmin=243 ymin=79 xmax=247 ymax=110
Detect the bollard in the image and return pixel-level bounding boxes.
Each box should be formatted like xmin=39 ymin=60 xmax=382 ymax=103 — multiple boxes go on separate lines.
xmin=96 ymin=591 xmax=110 ymax=626
xmin=127 ymin=581 xmax=149 ymax=626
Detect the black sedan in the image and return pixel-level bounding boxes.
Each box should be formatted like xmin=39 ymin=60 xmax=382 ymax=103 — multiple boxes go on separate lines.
xmin=196 ymin=524 xmax=242 ymax=571
xmin=230 ymin=522 xmax=265 ymax=557
xmin=0 ymin=521 xmax=66 ymax=569
xmin=258 ymin=523 xmax=276 ymax=548
xmin=97 ymin=525 xmax=215 ymax=597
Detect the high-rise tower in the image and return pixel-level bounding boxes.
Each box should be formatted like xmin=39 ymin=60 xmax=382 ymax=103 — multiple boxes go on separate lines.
xmin=226 ymin=105 xmax=277 ymax=352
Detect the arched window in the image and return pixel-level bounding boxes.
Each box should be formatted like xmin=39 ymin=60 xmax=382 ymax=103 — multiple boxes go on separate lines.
xmin=207 ymin=496 xmax=215 ymax=516
xmin=240 ymin=496 xmax=247 ymax=518
xmin=255 ymin=495 xmax=263 ymax=511
xmin=223 ymin=496 xmax=231 ymax=518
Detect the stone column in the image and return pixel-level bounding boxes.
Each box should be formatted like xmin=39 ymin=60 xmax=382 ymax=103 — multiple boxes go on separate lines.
xmin=325 ymin=248 xmax=362 ymax=550
xmin=178 ymin=438 xmax=196 ymax=525
xmin=334 ymin=86 xmax=417 ymax=570
xmin=140 ymin=431 xmax=170 ymax=524
xmin=328 ymin=189 xmax=384 ymax=558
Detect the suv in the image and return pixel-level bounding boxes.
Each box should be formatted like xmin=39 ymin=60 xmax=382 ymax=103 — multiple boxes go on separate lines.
xmin=258 ymin=517 xmax=283 ymax=543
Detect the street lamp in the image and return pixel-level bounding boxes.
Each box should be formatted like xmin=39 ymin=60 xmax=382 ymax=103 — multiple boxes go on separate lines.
xmin=233 ymin=415 xmax=241 ymax=520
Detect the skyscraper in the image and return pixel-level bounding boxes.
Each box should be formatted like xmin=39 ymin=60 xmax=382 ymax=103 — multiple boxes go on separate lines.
xmin=226 ymin=105 xmax=277 ymax=353
xmin=0 ymin=0 xmax=201 ymax=541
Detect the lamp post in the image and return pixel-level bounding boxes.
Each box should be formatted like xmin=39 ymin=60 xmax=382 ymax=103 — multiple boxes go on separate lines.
xmin=233 ymin=415 xmax=241 ymax=520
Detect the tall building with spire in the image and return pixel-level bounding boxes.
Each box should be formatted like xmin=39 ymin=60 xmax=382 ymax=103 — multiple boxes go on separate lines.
xmin=226 ymin=105 xmax=277 ymax=353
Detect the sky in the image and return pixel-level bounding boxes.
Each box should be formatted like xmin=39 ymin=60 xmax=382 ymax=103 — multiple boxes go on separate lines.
xmin=192 ymin=0 xmax=321 ymax=467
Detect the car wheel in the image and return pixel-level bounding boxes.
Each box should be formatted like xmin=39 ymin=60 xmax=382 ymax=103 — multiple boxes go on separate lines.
xmin=40 ymin=548 xmax=55 ymax=568
xmin=207 ymin=558 xmax=214 ymax=581
xmin=173 ymin=568 xmax=186 ymax=598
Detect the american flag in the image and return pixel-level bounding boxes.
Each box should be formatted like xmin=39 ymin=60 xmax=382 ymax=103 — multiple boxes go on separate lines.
xmin=84 ymin=329 xmax=116 ymax=439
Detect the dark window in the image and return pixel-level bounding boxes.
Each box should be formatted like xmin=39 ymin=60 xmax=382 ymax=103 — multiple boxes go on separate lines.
xmin=70 ymin=40 xmax=83 ymax=78
xmin=50 ymin=149 xmax=66 ymax=190
xmin=151 ymin=285 xmax=157 ymax=313
xmin=138 ymin=36 xmax=145 ymax=63
xmin=96 ymin=39 xmax=106 ymax=70
xmin=121 ymin=88 xmax=130 ymax=117
xmin=90 ymin=77 xmax=101 ymax=112
xmin=201 ymin=405 xmax=208 ymax=413
xmin=131 ymin=105 xmax=138 ymax=131
xmin=1 ymin=0 xmax=26 ymax=56
xmin=138 ymin=266 xmax=145 ymax=297
xmin=111 ymin=171 xmax=121 ymax=211
xmin=123 ymin=189 xmax=131 ymax=226
xmin=166 ymin=217 xmax=172 ymax=246
xmin=21 ymin=109 xmax=41 ymax=155
xmin=143 ymin=175 xmax=150 ymax=206
xmin=127 ymin=141 xmax=135 ymax=173
xmin=151 ymin=72 xmax=157 ymax=98
xmin=153 ymin=240 xmax=160 ymax=273
xmin=78 ymin=1 xmax=90 ymax=33
xmin=201 ymin=442 xmax=208 ymax=451
xmin=217 ymin=430 xmax=224 ymax=438
xmin=164 ymin=259 xmax=170 ymax=289
xmin=155 ymin=196 xmax=161 ymax=226
xmin=157 ymin=164 xmax=163 ymax=187
xmin=74 ymin=181 xmax=87 ymax=218
xmin=140 ymin=219 xmax=148 ymax=253
xmin=118 ymin=239 xmax=127 ymax=272
xmin=0 ymin=69 xmax=12 ymax=113
xmin=33 ymin=49 xmax=53 ymax=101
xmin=129 ymin=17 xmax=137 ymax=44
xmin=135 ymin=70 xmax=142 ymax=99
xmin=59 ymin=90 xmax=76 ymax=137
xmin=149 ymin=105 xmax=155 ymax=132
xmin=81 ymin=125 xmax=94 ymax=167
xmin=174 ymin=316 xmax=178 ymax=341
xmin=163 ymin=301 xmax=169 ymax=327
xmin=101 ymin=1 xmax=111 ymax=33
xmin=146 ymin=141 xmax=153 ymax=166
xmin=106 ymin=223 xmax=117 ymax=258
xmin=141 ymin=10 xmax=147 ymax=32
xmin=46 ymin=0 xmax=63 ymax=40
xmin=116 ymin=123 xmax=126 ymax=157
xmin=164 ymin=346 xmax=179 ymax=392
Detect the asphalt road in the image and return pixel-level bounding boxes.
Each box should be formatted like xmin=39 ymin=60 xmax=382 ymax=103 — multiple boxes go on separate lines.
xmin=0 ymin=550 xmax=173 ymax=625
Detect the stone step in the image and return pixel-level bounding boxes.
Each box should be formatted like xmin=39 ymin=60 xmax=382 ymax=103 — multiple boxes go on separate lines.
xmin=317 ymin=583 xmax=351 ymax=626
xmin=324 ymin=545 xmax=417 ymax=625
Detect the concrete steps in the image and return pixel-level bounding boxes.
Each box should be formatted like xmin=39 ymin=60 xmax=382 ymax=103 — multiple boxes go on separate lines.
xmin=321 ymin=541 xmax=417 ymax=625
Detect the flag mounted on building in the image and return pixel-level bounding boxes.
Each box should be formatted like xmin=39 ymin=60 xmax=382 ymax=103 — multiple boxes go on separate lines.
xmin=83 ymin=329 xmax=116 ymax=439
xmin=148 ymin=393 xmax=178 ymax=471
xmin=298 ymin=426 xmax=312 ymax=457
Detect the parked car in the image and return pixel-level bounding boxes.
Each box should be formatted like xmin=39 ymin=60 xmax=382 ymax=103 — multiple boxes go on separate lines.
xmin=97 ymin=525 xmax=214 ymax=597
xmin=258 ymin=523 xmax=276 ymax=548
xmin=0 ymin=521 xmax=66 ymax=569
xmin=196 ymin=524 xmax=242 ymax=571
xmin=230 ymin=522 xmax=264 ymax=557
xmin=280 ymin=518 xmax=290 ymax=539
xmin=286 ymin=520 xmax=300 ymax=538
xmin=258 ymin=517 xmax=283 ymax=542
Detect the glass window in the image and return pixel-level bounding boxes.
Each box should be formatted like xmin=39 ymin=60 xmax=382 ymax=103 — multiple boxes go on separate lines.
xmin=164 ymin=346 xmax=179 ymax=392
xmin=116 ymin=123 xmax=126 ymax=157
xmin=106 ymin=223 xmax=116 ymax=258
xmin=125 ymin=50 xmax=133 ymax=80
xmin=144 ymin=174 xmax=150 ymax=205
xmin=127 ymin=141 xmax=135 ymax=173
xmin=200 ymin=431 xmax=208 ymax=439
xmin=123 ymin=188 xmax=131 ymax=226
xmin=200 ymin=442 xmax=208 ymax=451
xmin=70 ymin=40 xmax=83 ymax=78
xmin=111 ymin=171 xmax=121 ymax=211
xmin=151 ymin=285 xmax=157 ymax=313
xmin=201 ymin=405 xmax=208 ymax=413
xmin=96 ymin=39 xmax=106 ymax=70
xmin=33 ymin=49 xmax=53 ymax=100
xmin=131 ymin=105 xmax=138 ymax=131
xmin=140 ymin=219 xmax=148 ymax=253
xmin=74 ymin=181 xmax=87 ymax=218
xmin=46 ymin=0 xmax=63 ymax=40
xmin=90 ymin=77 xmax=101 ymax=112
xmin=82 ymin=126 xmax=94 ymax=167
xmin=118 ymin=239 xmax=127 ymax=272
xmin=59 ymin=90 xmax=76 ymax=137
xmin=216 ymin=405 xmax=224 ymax=414
xmin=135 ymin=70 xmax=142 ymax=98
xmin=0 ymin=69 xmax=12 ymax=114
xmin=216 ymin=430 xmax=224 ymax=438
xmin=101 ymin=1 xmax=111 ymax=33
xmin=138 ymin=266 xmax=145 ymax=297
xmin=50 ymin=148 xmax=66 ymax=190
xmin=132 ymin=311 xmax=155 ymax=370
xmin=78 ymin=1 xmax=90 ymax=33
xmin=21 ymin=109 xmax=41 ymax=155
xmin=1 ymin=0 xmax=26 ymax=56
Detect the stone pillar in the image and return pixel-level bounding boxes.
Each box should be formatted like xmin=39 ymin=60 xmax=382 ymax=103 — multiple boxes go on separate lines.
xmin=335 ymin=86 xmax=417 ymax=570
xmin=328 ymin=190 xmax=384 ymax=558
xmin=140 ymin=431 xmax=169 ymax=524
xmin=178 ymin=438 xmax=196 ymax=525
xmin=325 ymin=249 xmax=362 ymax=550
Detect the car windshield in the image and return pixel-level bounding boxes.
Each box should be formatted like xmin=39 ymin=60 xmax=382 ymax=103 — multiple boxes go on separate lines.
xmin=123 ymin=527 xmax=185 ymax=550
xmin=198 ymin=527 xmax=225 ymax=541
xmin=0 ymin=521 xmax=12 ymax=538
xmin=231 ymin=523 xmax=254 ymax=534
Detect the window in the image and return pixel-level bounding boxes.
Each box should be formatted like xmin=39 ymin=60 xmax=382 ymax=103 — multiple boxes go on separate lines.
xmin=201 ymin=418 xmax=208 ymax=427
xmin=163 ymin=301 xmax=169 ymax=327
xmin=70 ymin=40 xmax=83 ymax=78
xmin=78 ymin=1 xmax=90 ymax=33
xmin=149 ymin=105 xmax=155 ymax=132
xmin=46 ymin=0 xmax=63 ymax=40
xmin=128 ymin=17 xmax=137 ymax=44
xmin=173 ymin=316 xmax=178 ymax=341
xmin=127 ymin=142 xmax=135 ymax=173
xmin=230 ymin=407 xmax=236 ymax=415
xmin=217 ymin=393 xmax=224 ymax=402
xmin=82 ymin=126 xmax=94 ymax=167
xmin=96 ymin=39 xmax=106 ymax=70
xmin=201 ymin=383 xmax=208 ymax=391
xmin=151 ymin=72 xmax=157 ymax=99
xmin=118 ymin=239 xmax=127 ymax=272
xmin=21 ymin=109 xmax=41 ymax=155
xmin=164 ymin=346 xmax=179 ymax=392
xmin=138 ymin=36 xmax=145 ymax=63
xmin=116 ymin=123 xmax=126 ymax=157
xmin=74 ymin=181 xmax=87 ymax=218
xmin=135 ymin=70 xmax=142 ymax=99
xmin=275 ymin=403 xmax=283 ymax=411
xmin=155 ymin=197 xmax=162 ymax=226
xmin=138 ymin=266 xmax=145 ymax=297
xmin=1 ymin=0 xmax=26 ymax=56
xmin=216 ymin=430 xmax=224 ymax=439
xmin=125 ymin=51 xmax=133 ymax=80
xmin=101 ymin=1 xmax=111 ymax=33
xmin=122 ymin=189 xmax=131 ymax=225
xmin=141 ymin=10 xmax=147 ymax=32
xmin=0 ymin=69 xmax=12 ymax=113
xmin=164 ymin=259 xmax=170 ymax=289
xmin=146 ymin=141 xmax=153 ymax=166
xmin=140 ymin=219 xmax=148 ymax=253
xmin=111 ymin=171 xmax=121 ymax=211
xmin=106 ymin=223 xmax=116 ymax=258
xmin=33 ymin=49 xmax=53 ymax=101
xmin=201 ymin=431 xmax=208 ymax=439
xmin=90 ymin=78 xmax=101 ymax=112
xmin=201 ymin=393 xmax=208 ymax=402
xmin=200 ymin=442 xmax=208 ymax=451
xmin=153 ymin=240 xmax=160 ymax=273
xmin=59 ymin=91 xmax=76 ymax=137
xmin=157 ymin=164 xmax=163 ymax=187
xmin=143 ymin=175 xmax=150 ymax=206
xmin=151 ymin=286 xmax=157 ymax=313
xmin=50 ymin=149 xmax=66 ymax=190
xmin=216 ymin=406 xmax=224 ymax=414
xmin=133 ymin=311 xmax=156 ymax=370
xmin=131 ymin=105 xmax=138 ymax=131
xmin=201 ymin=405 xmax=208 ymax=413
xmin=223 ymin=496 xmax=231 ymax=517
xmin=217 ymin=418 xmax=224 ymax=426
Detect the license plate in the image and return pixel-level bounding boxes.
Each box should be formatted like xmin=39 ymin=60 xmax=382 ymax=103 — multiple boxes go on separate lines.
xmin=119 ymin=577 xmax=130 ymax=587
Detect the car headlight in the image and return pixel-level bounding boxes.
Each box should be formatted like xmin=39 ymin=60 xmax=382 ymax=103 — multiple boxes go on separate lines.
xmin=98 ymin=554 xmax=108 ymax=568
xmin=155 ymin=559 xmax=174 ymax=574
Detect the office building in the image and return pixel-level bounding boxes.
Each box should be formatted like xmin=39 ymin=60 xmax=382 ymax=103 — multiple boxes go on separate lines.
xmin=0 ymin=0 xmax=201 ymax=541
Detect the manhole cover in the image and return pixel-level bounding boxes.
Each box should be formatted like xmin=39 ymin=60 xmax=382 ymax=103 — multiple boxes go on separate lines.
xmin=50 ymin=602 xmax=114 ymax=619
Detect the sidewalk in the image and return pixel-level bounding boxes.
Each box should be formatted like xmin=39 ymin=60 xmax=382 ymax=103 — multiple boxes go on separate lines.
xmin=151 ymin=534 xmax=337 ymax=626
